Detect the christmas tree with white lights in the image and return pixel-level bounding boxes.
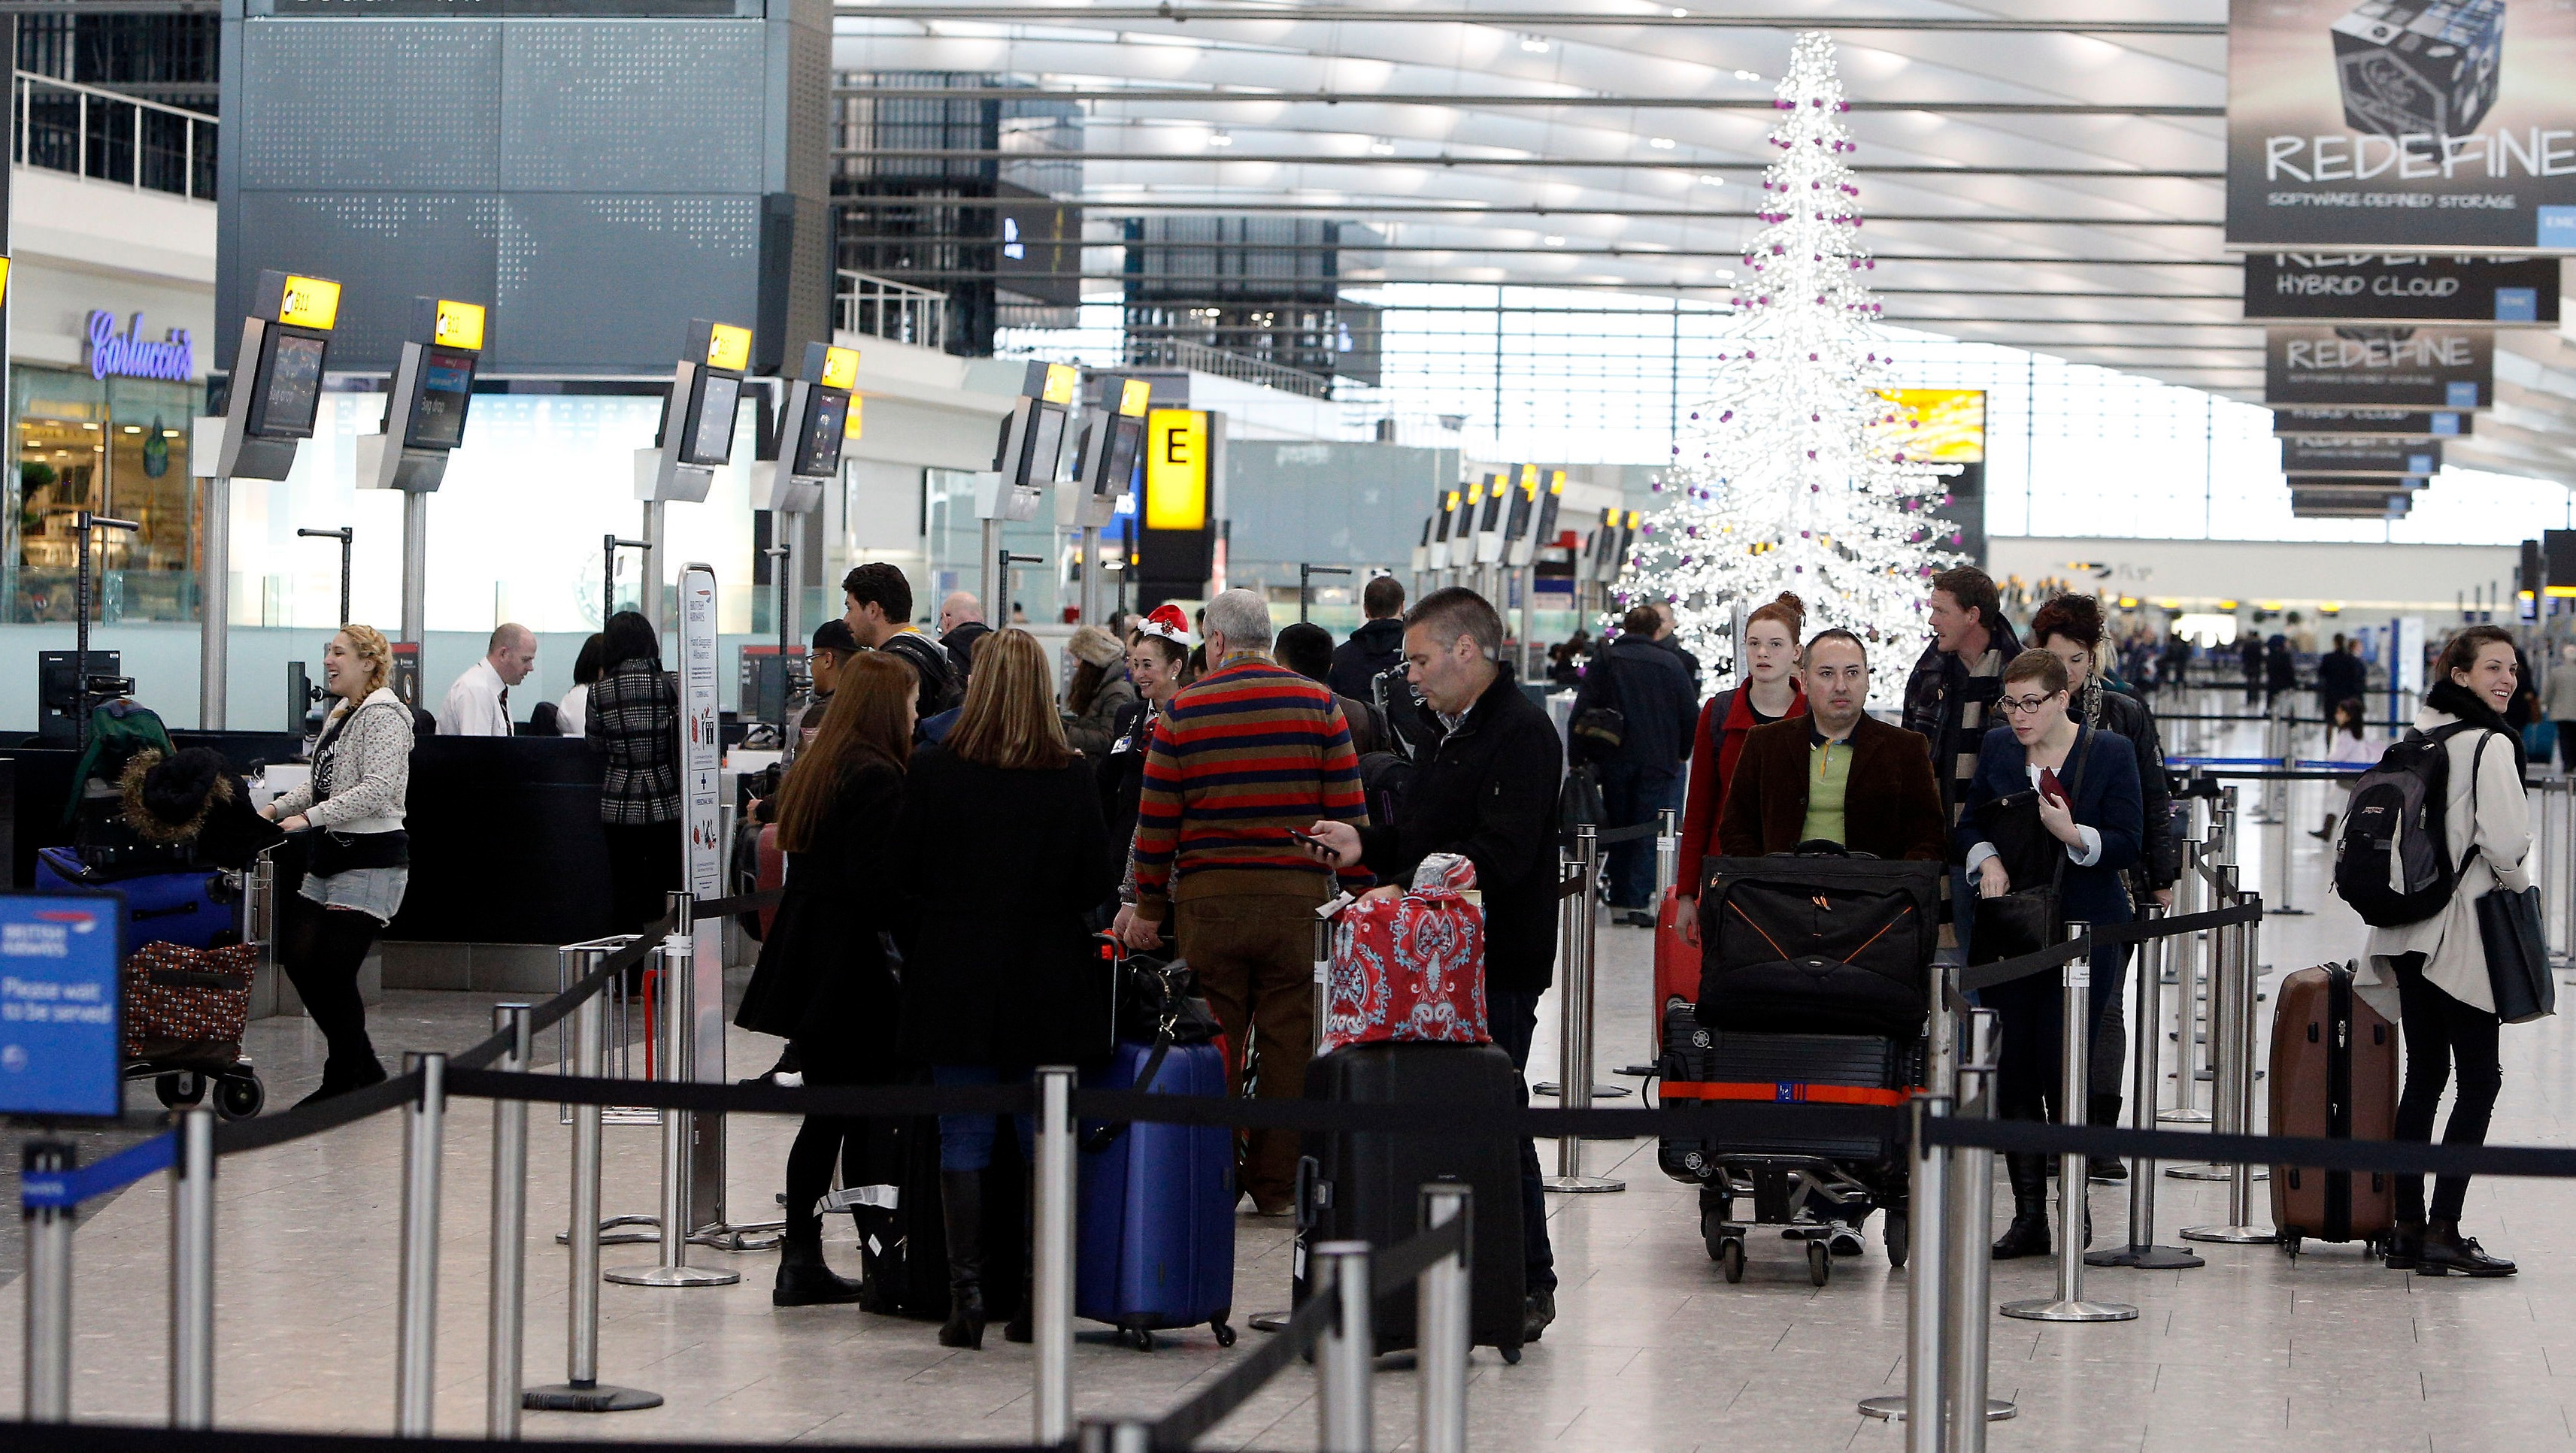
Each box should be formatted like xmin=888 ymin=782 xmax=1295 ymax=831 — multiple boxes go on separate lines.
xmin=1623 ymin=31 xmax=1962 ymax=707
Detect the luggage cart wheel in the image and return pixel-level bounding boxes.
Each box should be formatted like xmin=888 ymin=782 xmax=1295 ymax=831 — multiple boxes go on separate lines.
xmin=156 ymin=1071 xmax=206 ymax=1109
xmin=1717 ymin=1237 xmax=1746 ymax=1283
xmin=1499 ymin=1346 xmax=1522 ymax=1366
xmin=1884 ymin=1210 xmax=1909 ymax=1270
xmin=1212 ymin=1320 xmax=1237 ymax=1348
xmin=215 ymin=1073 xmax=265 ymax=1122
xmin=1806 ymin=1240 xmax=1832 ymax=1287
xmin=1125 ymin=1328 xmax=1157 ymax=1352
xmin=2281 ymin=1234 xmax=2302 ymax=1262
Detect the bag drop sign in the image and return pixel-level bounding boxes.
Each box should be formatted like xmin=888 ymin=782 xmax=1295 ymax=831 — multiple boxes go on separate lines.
xmin=0 ymin=894 xmax=122 ymax=1119
xmin=2264 ymin=325 xmax=2494 ymax=407
xmin=2228 ymin=0 xmax=2576 ymax=250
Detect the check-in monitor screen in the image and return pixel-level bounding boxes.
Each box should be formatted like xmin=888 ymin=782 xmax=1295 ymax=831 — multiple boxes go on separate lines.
xmin=1098 ymin=415 xmax=1144 ymax=498
xmin=1477 ymin=485 xmax=1506 ymax=534
xmin=405 ymin=349 xmax=477 ymax=451
xmin=252 ymin=331 xmax=327 ymax=437
xmin=1023 ymin=405 xmax=1068 ymax=486
xmin=682 ymin=371 xmax=741 ymax=466
xmin=791 ymin=389 xmax=849 ymax=477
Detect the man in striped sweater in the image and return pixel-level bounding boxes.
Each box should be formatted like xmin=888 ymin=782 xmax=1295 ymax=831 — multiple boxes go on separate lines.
xmin=1122 ymin=588 xmax=1371 ymax=1213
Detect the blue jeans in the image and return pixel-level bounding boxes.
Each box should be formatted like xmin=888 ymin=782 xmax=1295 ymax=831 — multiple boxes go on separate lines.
xmin=1598 ymin=761 xmax=1681 ymax=909
xmin=931 ymin=1064 xmax=1038 ymax=1172
xmin=1487 ymin=989 xmax=1559 ymax=1293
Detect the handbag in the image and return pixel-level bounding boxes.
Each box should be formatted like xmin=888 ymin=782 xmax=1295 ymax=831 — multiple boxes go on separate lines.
xmin=2476 ymin=883 xmax=2553 ymax=1024
xmin=1965 ymin=727 xmax=2093 ymax=969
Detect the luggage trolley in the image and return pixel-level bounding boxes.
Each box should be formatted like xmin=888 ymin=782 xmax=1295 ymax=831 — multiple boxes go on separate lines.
xmin=89 ymin=843 xmax=278 ymax=1121
xmin=1653 ymin=847 xmax=1938 ymax=1287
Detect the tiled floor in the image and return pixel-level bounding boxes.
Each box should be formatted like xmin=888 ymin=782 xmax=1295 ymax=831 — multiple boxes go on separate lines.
xmin=2 ymin=699 xmax=2571 ymax=1450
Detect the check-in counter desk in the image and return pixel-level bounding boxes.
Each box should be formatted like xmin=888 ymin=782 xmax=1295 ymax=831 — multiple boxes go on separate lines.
xmin=2 ymin=731 xmax=616 ymax=999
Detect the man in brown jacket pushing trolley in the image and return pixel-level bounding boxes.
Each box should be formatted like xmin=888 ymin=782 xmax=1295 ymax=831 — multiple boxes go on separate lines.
xmin=1717 ymin=628 xmax=1946 ymax=863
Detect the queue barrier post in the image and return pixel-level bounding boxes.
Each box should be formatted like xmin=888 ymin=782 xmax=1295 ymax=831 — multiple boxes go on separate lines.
xmin=1035 ymin=1065 xmax=1077 ymax=1447
xmin=2087 ymin=905 xmax=2203 ymax=1272
xmin=2184 ymin=887 xmax=2274 ymax=1244
xmin=169 ymin=1106 xmax=215 ymax=1430
xmin=486 ymin=1005 xmax=533 ymax=1439
xmin=1417 ymin=1185 xmax=1471 ymax=1453
xmin=524 ymin=961 xmax=663 ymax=1412
xmin=605 ymin=931 xmax=738 ymax=1289
xmin=1942 ymin=1010 xmax=2012 ymax=1442
xmin=2002 ymin=925 xmax=2137 ymax=1324
xmin=1544 ymin=824 xmax=1624 ymax=1192
xmin=1855 ymin=1093 xmax=1951 ymax=1436
xmin=395 ymin=1052 xmax=449 ymax=1436
xmin=1078 ymin=1421 xmax=1153 ymax=1453
xmin=2161 ymin=801 xmax=2216 ymax=1128
xmin=1314 ymin=1240 xmax=1374 ymax=1453
xmin=23 ymin=1138 xmax=74 ymax=1423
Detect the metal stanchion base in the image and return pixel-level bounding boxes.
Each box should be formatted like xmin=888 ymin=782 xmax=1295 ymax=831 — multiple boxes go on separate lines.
xmin=2154 ymin=1107 xmax=2214 ymax=1125
xmin=556 ymin=1212 xmax=659 ymax=1247
xmin=2085 ymin=1243 xmax=2205 ymax=1270
xmin=2000 ymin=1297 xmax=2139 ymax=1322
xmin=2165 ymin=1164 xmax=2266 ymax=1182
xmin=2265 ymin=907 xmax=2312 ymax=917
xmin=1856 ymin=1396 xmax=2015 ymax=1422
xmin=523 ymin=1382 xmax=665 ymax=1413
xmin=1541 ymin=1175 xmax=1625 ymax=1194
xmin=1533 ymin=1082 xmax=1634 ymax=1098
xmin=1248 ymin=1309 xmax=1292 ymax=1333
xmin=1614 ymin=1064 xmax=1657 ymax=1078
xmin=2178 ymin=1223 xmax=2274 ymax=1244
xmin=602 ymin=1264 xmax=741 ymax=1287
xmin=689 ymin=1220 xmax=784 ymax=1253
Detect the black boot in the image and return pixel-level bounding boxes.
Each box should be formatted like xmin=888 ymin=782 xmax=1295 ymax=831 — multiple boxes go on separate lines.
xmin=2384 ymin=1221 xmax=2423 ymax=1270
xmin=2417 ymin=1220 xmax=2516 ymax=1277
xmin=2087 ymin=1092 xmax=2128 ymax=1184
xmin=1992 ymin=1154 xmax=2052 ymax=1260
xmin=773 ymin=1233 xmax=866 ymax=1307
xmin=2310 ymin=814 xmax=2337 ymax=842
xmin=938 ymin=1170 xmax=989 ymax=1348
xmin=1005 ymin=1178 xmax=1036 ymax=1343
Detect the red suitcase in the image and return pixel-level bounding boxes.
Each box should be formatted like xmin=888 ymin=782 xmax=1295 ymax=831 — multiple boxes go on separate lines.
xmin=2269 ymin=962 xmax=2399 ymax=1257
xmin=1652 ymin=885 xmax=1702 ymax=1042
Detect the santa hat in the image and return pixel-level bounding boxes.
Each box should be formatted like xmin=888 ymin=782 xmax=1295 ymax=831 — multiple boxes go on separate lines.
xmin=1135 ymin=604 xmax=1193 ymax=646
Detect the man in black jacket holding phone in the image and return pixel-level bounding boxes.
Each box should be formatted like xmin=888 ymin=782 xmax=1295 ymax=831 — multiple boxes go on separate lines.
xmin=1298 ymin=586 xmax=1567 ymax=1344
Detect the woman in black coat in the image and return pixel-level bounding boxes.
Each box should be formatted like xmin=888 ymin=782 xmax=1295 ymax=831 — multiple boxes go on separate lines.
xmin=736 ymin=652 xmax=920 ymax=1308
xmin=896 ymin=627 xmax=1120 ymax=1350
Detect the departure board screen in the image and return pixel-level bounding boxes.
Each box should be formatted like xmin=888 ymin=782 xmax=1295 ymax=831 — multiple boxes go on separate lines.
xmin=790 ymin=389 xmax=848 ymax=477
xmin=682 ymin=372 xmax=741 ymax=466
xmin=252 ymin=331 xmax=327 ymax=437
xmin=405 ymin=349 xmax=477 ymax=450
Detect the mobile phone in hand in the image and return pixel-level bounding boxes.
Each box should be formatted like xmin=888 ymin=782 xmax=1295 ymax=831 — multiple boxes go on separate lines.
xmin=1283 ymin=826 xmax=1326 ymax=850
xmin=2037 ymin=765 xmax=2068 ymax=808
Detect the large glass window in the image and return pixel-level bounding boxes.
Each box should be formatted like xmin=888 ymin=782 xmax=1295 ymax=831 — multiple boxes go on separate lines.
xmin=11 ymin=366 xmax=201 ymax=623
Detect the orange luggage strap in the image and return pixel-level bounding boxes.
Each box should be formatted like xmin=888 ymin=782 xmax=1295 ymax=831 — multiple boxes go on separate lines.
xmin=1660 ymin=1079 xmax=1912 ymax=1107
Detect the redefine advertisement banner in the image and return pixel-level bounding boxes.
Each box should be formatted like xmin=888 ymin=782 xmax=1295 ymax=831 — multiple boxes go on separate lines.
xmin=2281 ymin=436 xmax=2446 ymax=472
xmin=2263 ymin=325 xmax=2493 ymax=406
xmin=2271 ymin=405 xmax=2471 ymax=434
xmin=2227 ymin=0 xmax=2576 ymax=250
xmin=2241 ymin=253 xmax=2562 ymax=320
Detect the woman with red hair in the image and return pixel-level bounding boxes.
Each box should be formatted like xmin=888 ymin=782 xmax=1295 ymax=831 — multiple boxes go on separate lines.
xmin=1672 ymin=592 xmax=1809 ymax=947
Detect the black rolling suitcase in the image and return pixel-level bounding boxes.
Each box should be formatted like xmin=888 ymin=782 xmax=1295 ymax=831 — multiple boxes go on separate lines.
xmin=1293 ymin=1041 xmax=1525 ymax=1360
xmin=1697 ymin=850 xmax=1940 ymax=1038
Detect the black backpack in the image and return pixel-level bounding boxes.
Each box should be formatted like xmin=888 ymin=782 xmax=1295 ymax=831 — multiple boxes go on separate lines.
xmin=880 ymin=633 xmax=964 ymax=713
xmin=1356 ymin=749 xmax=1414 ymax=828
xmin=2332 ymin=721 xmax=2484 ymax=928
xmin=1370 ymin=662 xmax=1440 ymax=762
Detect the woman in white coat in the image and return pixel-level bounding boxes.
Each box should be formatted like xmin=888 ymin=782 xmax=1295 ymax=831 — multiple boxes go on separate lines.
xmin=2358 ymin=624 xmax=2529 ymax=1277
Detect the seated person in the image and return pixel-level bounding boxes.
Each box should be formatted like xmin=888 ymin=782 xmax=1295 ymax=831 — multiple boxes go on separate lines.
xmin=1716 ymin=628 xmax=1944 ymax=861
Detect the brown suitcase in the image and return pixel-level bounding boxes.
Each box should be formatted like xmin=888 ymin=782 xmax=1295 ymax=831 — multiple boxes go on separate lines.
xmin=2268 ymin=962 xmax=2399 ymax=1255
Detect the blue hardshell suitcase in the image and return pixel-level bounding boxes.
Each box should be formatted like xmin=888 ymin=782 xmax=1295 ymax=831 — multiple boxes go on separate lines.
xmin=1076 ymin=1038 xmax=1237 ymax=1348
xmin=35 ymin=846 xmax=235 ymax=952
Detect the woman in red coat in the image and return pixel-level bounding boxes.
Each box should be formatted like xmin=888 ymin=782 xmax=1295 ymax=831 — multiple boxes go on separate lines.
xmin=1673 ymin=592 xmax=1809 ymax=948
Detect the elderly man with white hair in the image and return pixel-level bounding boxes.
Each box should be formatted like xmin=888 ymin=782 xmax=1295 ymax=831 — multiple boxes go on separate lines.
xmin=437 ymin=622 xmax=536 ymax=737
xmin=1120 ymin=587 xmax=1371 ymax=1214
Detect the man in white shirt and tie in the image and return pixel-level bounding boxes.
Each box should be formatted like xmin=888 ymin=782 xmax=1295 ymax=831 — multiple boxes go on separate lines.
xmin=438 ymin=623 xmax=537 ymax=737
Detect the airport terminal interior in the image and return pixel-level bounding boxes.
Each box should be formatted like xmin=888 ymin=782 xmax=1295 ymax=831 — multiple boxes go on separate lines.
xmin=8 ymin=1 xmax=2576 ymax=1450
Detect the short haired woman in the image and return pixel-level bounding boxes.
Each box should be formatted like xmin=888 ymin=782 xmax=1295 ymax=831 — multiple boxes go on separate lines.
xmin=734 ymin=652 xmax=920 ymax=1307
xmin=894 ymin=628 xmax=1120 ymax=1347
xmin=586 ymin=611 xmax=682 ymax=936
xmin=259 ymin=624 xmax=413 ymax=1103
xmin=1674 ymin=592 xmax=1807 ymax=949
xmin=2359 ymin=625 xmax=2532 ymax=1276
xmin=558 ymin=632 xmax=605 ymax=739
xmin=1959 ymin=648 xmax=2144 ymax=1259
xmin=1101 ymin=615 xmax=1192 ymax=909
xmin=2028 ymin=592 xmax=2177 ymax=1180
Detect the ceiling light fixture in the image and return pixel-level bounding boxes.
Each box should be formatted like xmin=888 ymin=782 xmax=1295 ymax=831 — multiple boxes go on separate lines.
xmin=1520 ymin=33 xmax=1550 ymax=52
xmin=1735 ymin=69 xmax=1762 ymax=81
xmin=1544 ymin=235 xmax=1567 ymax=246
xmin=1698 ymin=174 xmax=1726 ymax=186
xmin=1649 ymin=136 xmax=1676 ymax=149
xmin=1370 ymin=136 xmax=1396 ymax=154
xmin=1207 ymin=129 xmax=1233 ymax=147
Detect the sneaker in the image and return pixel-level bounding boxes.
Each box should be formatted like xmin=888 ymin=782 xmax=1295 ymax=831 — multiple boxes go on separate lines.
xmin=2088 ymin=1158 xmax=2129 ymax=1184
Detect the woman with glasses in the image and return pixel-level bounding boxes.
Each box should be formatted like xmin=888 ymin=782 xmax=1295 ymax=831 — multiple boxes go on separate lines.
xmin=2029 ymin=592 xmax=2177 ymax=1182
xmin=1959 ymin=648 xmax=2144 ymax=1260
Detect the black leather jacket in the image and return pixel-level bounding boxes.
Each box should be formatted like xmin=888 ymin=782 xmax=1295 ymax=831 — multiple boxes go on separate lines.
xmin=2091 ymin=682 xmax=2180 ymax=893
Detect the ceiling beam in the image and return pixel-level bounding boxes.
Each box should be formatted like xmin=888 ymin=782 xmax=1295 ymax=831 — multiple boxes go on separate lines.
xmin=832 ymin=7 xmax=2226 ymax=35
xmin=830 ymin=86 xmax=2225 ymax=115
xmin=836 ymin=150 xmax=2227 ymax=179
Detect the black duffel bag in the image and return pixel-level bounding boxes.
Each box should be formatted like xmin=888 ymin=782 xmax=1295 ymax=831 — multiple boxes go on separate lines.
xmin=1694 ymin=843 xmax=1940 ymax=1038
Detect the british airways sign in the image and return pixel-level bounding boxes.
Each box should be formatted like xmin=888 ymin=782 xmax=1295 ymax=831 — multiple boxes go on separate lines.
xmin=85 ymin=311 xmax=195 ymax=383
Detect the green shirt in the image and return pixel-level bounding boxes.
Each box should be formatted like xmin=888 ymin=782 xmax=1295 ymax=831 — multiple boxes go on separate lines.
xmin=1800 ymin=728 xmax=1856 ymax=846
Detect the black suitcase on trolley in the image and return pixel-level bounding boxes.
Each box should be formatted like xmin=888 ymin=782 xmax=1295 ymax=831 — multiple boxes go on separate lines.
xmin=1654 ymin=1003 xmax=1916 ymax=1180
xmin=1696 ymin=850 xmax=1940 ymax=1038
xmin=1293 ymin=1041 xmax=1526 ymax=1360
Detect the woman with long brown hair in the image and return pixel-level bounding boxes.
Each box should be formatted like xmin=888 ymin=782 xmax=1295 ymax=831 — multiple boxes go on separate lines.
xmin=895 ymin=627 xmax=1120 ymax=1348
xmin=735 ymin=652 xmax=920 ymax=1306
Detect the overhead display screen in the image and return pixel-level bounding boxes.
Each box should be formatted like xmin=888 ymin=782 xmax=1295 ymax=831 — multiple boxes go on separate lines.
xmin=252 ymin=331 xmax=328 ymax=437
xmin=681 ymin=372 xmax=741 ymax=467
xmin=790 ymin=390 xmax=849 ymax=478
xmin=1024 ymin=407 xmax=1068 ymax=486
xmin=405 ymin=349 xmax=477 ymax=450
xmin=1098 ymin=414 xmax=1144 ymax=498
